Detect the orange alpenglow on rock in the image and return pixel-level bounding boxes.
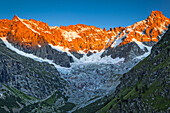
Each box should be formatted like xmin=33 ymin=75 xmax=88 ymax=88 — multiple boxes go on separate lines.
xmin=0 ymin=11 xmax=169 ymax=53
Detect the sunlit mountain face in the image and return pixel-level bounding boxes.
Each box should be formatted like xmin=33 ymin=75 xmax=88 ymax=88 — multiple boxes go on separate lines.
xmin=0 ymin=11 xmax=169 ymax=54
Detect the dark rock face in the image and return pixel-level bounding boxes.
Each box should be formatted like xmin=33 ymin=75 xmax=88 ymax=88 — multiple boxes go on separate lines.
xmin=86 ymin=51 xmax=93 ymax=56
xmin=71 ymin=51 xmax=84 ymax=59
xmin=142 ymin=41 xmax=156 ymax=46
xmin=7 ymin=38 xmax=73 ymax=67
xmin=101 ymin=42 xmax=147 ymax=62
xmin=0 ymin=39 xmax=76 ymax=113
xmin=0 ymin=39 xmax=66 ymax=99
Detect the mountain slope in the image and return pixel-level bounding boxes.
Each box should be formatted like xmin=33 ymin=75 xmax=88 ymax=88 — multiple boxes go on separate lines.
xmin=98 ymin=26 xmax=170 ymax=113
xmin=0 ymin=38 xmax=75 ymax=112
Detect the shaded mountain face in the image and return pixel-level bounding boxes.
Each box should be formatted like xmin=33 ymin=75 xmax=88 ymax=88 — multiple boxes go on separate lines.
xmin=97 ymin=26 xmax=170 ymax=113
xmin=0 ymin=39 xmax=67 ymax=99
xmin=0 ymin=38 xmax=77 ymax=112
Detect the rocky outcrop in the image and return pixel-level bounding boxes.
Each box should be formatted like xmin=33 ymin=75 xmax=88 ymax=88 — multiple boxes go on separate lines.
xmin=101 ymin=42 xmax=147 ymax=62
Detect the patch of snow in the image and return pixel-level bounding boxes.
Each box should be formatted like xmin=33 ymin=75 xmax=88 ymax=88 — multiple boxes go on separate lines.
xmin=78 ymin=50 xmax=124 ymax=64
xmin=132 ymin=40 xmax=152 ymax=59
xmin=38 ymin=45 xmax=41 ymax=47
xmin=43 ymin=31 xmax=51 ymax=34
xmin=99 ymin=56 xmax=125 ymax=64
xmin=29 ymin=21 xmax=38 ymax=27
xmin=135 ymin=48 xmax=151 ymax=59
xmin=113 ymin=38 xmax=124 ymax=47
xmin=104 ymin=37 xmax=111 ymax=47
xmin=0 ymin=93 xmax=3 ymax=98
xmin=18 ymin=17 xmax=41 ymax=35
xmin=131 ymin=38 xmax=152 ymax=60
xmin=49 ymin=44 xmax=70 ymax=53
xmin=132 ymin=38 xmax=146 ymax=50
xmin=135 ymin=31 xmax=143 ymax=35
xmin=88 ymin=50 xmax=99 ymax=53
xmin=49 ymin=26 xmax=59 ymax=29
xmin=80 ymin=28 xmax=90 ymax=32
xmin=126 ymin=27 xmax=133 ymax=32
xmin=142 ymin=27 xmax=148 ymax=35
xmin=1 ymin=27 xmax=9 ymax=30
xmin=95 ymin=39 xmax=100 ymax=41
xmin=112 ymin=30 xmax=128 ymax=48
xmin=132 ymin=20 xmax=145 ymax=29
xmin=157 ymin=27 xmax=164 ymax=33
xmin=89 ymin=33 xmax=93 ymax=36
xmin=62 ymin=31 xmax=81 ymax=41
xmin=157 ymin=22 xmax=167 ymax=33
xmin=51 ymin=43 xmax=125 ymax=65
xmin=161 ymin=30 xmax=166 ymax=34
xmin=95 ymin=29 xmax=102 ymax=32
xmin=110 ymin=33 xmax=121 ymax=48
xmin=49 ymin=44 xmax=79 ymax=63
xmin=152 ymin=37 xmax=157 ymax=40
xmin=78 ymin=50 xmax=86 ymax=54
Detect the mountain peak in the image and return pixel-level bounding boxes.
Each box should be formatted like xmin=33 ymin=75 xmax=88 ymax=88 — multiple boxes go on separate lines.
xmin=12 ymin=15 xmax=20 ymax=21
xmin=150 ymin=10 xmax=164 ymax=18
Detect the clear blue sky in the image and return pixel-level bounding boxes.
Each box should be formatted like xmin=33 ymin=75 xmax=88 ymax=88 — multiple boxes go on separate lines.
xmin=0 ymin=0 xmax=169 ymax=29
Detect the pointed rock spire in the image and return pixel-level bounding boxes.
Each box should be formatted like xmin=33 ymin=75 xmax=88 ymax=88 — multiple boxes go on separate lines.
xmin=12 ymin=15 xmax=20 ymax=21
xmin=149 ymin=10 xmax=165 ymax=18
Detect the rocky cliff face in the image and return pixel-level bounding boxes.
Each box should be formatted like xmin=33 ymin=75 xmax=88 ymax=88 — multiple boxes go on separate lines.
xmin=9 ymin=43 xmax=74 ymax=67
xmin=0 ymin=38 xmax=68 ymax=98
xmin=101 ymin=42 xmax=147 ymax=62
xmin=98 ymin=26 xmax=170 ymax=113
xmin=0 ymin=38 xmax=76 ymax=112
